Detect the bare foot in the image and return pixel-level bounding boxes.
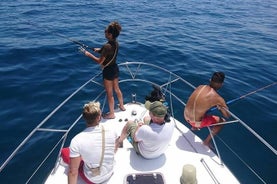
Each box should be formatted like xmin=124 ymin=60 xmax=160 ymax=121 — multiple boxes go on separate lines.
xmin=191 ymin=127 xmax=200 ymax=131
xmin=102 ymin=112 xmax=115 ymax=119
xmin=203 ymin=141 xmax=215 ymax=150
xmin=119 ymin=105 xmax=126 ymax=111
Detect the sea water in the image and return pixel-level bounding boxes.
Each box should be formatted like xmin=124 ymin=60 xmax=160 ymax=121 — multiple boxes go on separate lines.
xmin=0 ymin=0 xmax=276 ymax=183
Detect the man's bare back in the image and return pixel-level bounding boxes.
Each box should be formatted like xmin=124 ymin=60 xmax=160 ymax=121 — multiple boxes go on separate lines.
xmin=184 ymin=85 xmax=227 ymax=122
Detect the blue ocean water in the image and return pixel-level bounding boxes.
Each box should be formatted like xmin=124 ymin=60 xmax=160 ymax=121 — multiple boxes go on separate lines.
xmin=0 ymin=0 xmax=276 ymax=183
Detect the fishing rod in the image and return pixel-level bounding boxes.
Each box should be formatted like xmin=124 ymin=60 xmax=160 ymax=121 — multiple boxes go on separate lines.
xmin=210 ymin=81 xmax=277 ymax=111
xmin=51 ymin=31 xmax=90 ymax=49
xmin=226 ymin=81 xmax=277 ymax=105
xmin=24 ymin=19 xmax=92 ymax=49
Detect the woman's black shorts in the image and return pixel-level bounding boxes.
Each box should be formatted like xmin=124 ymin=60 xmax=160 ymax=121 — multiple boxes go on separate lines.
xmin=102 ymin=63 xmax=119 ymax=80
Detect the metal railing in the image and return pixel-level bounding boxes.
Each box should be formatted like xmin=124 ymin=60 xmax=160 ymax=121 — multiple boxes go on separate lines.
xmin=0 ymin=62 xmax=274 ymax=184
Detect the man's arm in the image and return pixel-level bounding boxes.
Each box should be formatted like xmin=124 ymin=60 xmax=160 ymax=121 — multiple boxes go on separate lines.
xmin=68 ymin=156 xmax=81 ymax=184
xmin=217 ymin=96 xmax=230 ymax=118
xmin=133 ymin=121 xmax=144 ymax=142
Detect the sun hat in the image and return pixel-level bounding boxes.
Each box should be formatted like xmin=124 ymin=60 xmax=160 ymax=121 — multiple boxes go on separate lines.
xmin=180 ymin=164 xmax=197 ymax=184
xmin=145 ymin=101 xmax=167 ymax=118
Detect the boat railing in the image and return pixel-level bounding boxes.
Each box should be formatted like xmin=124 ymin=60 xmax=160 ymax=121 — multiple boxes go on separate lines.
xmin=0 ymin=62 xmax=275 ymax=183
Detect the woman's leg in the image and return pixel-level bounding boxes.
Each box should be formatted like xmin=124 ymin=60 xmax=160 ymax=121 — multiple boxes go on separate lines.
xmin=113 ymin=78 xmax=125 ymax=111
xmin=103 ymin=79 xmax=115 ymax=119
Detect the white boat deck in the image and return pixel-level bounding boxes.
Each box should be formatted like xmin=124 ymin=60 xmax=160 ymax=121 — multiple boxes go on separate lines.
xmin=46 ymin=103 xmax=239 ymax=184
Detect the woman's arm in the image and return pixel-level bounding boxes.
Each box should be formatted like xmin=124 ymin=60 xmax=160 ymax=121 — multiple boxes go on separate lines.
xmin=84 ymin=51 xmax=106 ymax=65
xmin=79 ymin=47 xmax=105 ymax=65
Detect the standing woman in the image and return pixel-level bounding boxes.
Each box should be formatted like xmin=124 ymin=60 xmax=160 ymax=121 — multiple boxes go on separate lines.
xmin=79 ymin=21 xmax=125 ymax=119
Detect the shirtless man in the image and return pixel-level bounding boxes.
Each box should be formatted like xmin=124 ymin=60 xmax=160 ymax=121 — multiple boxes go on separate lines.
xmin=184 ymin=72 xmax=230 ymax=147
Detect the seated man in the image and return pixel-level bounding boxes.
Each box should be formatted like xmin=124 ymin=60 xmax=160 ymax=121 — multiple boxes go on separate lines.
xmin=116 ymin=101 xmax=174 ymax=159
xmin=65 ymin=101 xmax=117 ymax=184
xmin=184 ymin=72 xmax=230 ymax=147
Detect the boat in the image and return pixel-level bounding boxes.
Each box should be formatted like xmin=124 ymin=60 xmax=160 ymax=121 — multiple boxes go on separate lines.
xmin=0 ymin=62 xmax=275 ymax=183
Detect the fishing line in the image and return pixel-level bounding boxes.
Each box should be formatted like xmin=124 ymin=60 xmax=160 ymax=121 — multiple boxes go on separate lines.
xmin=24 ymin=19 xmax=91 ymax=49
xmin=210 ymin=81 xmax=277 ymax=111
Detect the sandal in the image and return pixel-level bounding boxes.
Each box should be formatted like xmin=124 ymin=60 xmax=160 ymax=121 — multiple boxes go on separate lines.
xmin=102 ymin=112 xmax=115 ymax=119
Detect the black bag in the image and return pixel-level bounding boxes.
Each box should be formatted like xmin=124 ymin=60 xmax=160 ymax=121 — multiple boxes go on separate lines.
xmin=145 ymin=85 xmax=171 ymax=122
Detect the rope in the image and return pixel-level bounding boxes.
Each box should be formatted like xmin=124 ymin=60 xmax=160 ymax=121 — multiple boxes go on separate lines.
xmin=216 ymin=135 xmax=266 ymax=183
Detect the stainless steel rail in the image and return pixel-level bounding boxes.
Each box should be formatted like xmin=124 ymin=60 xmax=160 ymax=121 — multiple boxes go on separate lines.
xmin=0 ymin=62 xmax=273 ymax=184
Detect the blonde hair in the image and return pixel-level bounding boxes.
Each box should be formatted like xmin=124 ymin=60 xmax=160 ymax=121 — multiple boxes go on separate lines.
xmin=82 ymin=101 xmax=101 ymax=125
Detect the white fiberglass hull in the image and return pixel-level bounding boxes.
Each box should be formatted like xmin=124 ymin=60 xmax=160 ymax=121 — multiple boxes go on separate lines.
xmin=45 ymin=103 xmax=239 ymax=184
